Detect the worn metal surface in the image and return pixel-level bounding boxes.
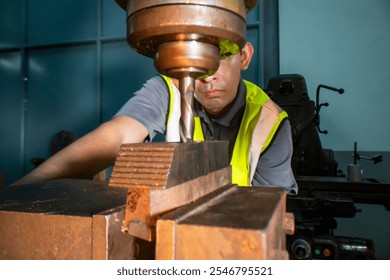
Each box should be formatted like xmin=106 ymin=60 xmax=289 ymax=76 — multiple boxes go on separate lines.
xmin=118 ymin=0 xmax=256 ymax=59
xmin=110 ymin=141 xmax=229 ymax=189
xmin=156 ymin=185 xmax=294 ymax=260
xmin=125 ymin=167 xmax=231 ymax=241
xmin=0 ymin=179 xmax=139 ymax=260
xmin=109 ymin=141 xmax=231 ymax=241
xmin=115 ymin=0 xmax=257 ymax=12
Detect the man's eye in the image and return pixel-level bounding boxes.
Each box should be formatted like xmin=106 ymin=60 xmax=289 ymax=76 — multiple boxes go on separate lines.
xmin=220 ymin=52 xmax=233 ymax=59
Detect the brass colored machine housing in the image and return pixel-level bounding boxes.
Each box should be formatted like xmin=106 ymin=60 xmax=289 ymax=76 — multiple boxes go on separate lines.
xmin=115 ymin=0 xmax=258 ymax=142
xmin=116 ymin=0 xmax=257 ymax=77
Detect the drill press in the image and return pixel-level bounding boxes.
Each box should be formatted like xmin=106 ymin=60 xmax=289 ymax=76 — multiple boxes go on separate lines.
xmin=115 ymin=0 xmax=257 ymax=142
xmin=111 ymin=0 xmax=262 ymax=242
xmin=0 ymin=1 xmax=294 ymax=260
xmin=110 ymin=0 xmax=293 ymax=259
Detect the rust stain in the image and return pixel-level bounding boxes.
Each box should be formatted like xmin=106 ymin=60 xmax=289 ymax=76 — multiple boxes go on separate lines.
xmin=127 ymin=189 xmax=142 ymax=212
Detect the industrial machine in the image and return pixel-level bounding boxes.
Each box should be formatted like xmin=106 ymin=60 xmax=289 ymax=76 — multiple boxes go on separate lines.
xmin=116 ymin=0 xmax=256 ymax=142
xmin=267 ymin=74 xmax=390 ymax=260
xmin=267 ymin=74 xmax=342 ymax=177
xmin=2 ymin=0 xmax=388 ymax=260
xmin=0 ymin=0 xmax=296 ymax=260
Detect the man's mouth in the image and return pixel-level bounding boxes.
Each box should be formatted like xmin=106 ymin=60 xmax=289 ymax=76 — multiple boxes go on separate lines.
xmin=202 ymin=89 xmax=222 ymax=98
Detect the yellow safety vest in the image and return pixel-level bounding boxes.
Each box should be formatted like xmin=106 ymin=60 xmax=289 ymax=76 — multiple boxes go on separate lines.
xmin=160 ymin=75 xmax=288 ymax=186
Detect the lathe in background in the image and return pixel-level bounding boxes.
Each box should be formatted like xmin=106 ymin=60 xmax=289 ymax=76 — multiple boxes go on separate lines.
xmin=267 ymin=74 xmax=390 ymax=259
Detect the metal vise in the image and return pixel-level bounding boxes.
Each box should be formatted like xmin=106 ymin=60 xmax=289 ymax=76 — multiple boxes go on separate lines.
xmin=0 ymin=142 xmax=294 ymax=260
xmin=109 ymin=141 xmax=294 ymax=260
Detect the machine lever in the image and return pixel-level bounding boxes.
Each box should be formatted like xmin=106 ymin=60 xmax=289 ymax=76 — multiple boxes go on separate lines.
xmin=353 ymin=141 xmax=383 ymax=164
xmin=314 ymin=84 xmax=345 ymax=134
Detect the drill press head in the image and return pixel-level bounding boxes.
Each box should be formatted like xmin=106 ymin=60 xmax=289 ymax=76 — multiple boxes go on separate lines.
xmin=115 ymin=0 xmax=258 ymax=141
xmin=116 ymin=0 xmax=257 ymax=78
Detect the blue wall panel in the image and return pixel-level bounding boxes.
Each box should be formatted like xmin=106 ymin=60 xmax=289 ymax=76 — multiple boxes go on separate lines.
xmin=102 ymin=41 xmax=156 ymax=122
xmin=247 ymin=3 xmax=259 ymax=23
xmin=27 ymin=0 xmax=97 ymax=45
xmin=24 ymin=45 xmax=99 ymax=173
xmin=244 ymin=1 xmax=279 ymax=87
xmin=243 ymin=28 xmax=261 ymax=86
xmin=279 ymin=0 xmax=390 ymax=151
xmin=244 ymin=4 xmax=261 ymax=85
xmin=0 ymin=0 xmax=25 ymax=48
xmin=0 ymin=52 xmax=24 ymax=185
xmin=102 ymin=0 xmax=127 ymax=38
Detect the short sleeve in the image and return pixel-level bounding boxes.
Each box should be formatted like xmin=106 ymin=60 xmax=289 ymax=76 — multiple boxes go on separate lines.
xmin=114 ymin=76 xmax=169 ymax=141
xmin=252 ymin=120 xmax=298 ymax=194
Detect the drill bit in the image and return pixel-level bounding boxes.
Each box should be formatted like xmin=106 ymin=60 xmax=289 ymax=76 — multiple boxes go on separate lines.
xmin=179 ymin=76 xmax=195 ymax=143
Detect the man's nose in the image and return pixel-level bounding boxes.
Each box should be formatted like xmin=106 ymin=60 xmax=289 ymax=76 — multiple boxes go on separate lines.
xmin=200 ymin=73 xmax=217 ymax=83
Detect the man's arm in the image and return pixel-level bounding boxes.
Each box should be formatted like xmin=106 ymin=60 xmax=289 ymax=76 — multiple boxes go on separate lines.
xmin=10 ymin=116 xmax=148 ymax=186
xmin=252 ymin=120 xmax=298 ymax=194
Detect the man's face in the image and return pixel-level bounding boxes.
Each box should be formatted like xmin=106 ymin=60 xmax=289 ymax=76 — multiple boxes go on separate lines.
xmin=194 ymin=42 xmax=253 ymax=118
xmin=194 ymin=53 xmax=242 ymax=117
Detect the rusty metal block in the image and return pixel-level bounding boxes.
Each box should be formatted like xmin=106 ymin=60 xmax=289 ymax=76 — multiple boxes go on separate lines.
xmin=0 ymin=211 xmax=93 ymax=259
xmin=109 ymin=141 xmax=229 ymax=189
xmin=109 ymin=141 xmax=232 ymax=241
xmin=156 ymin=185 xmax=294 ymax=260
xmin=0 ymin=179 xmax=138 ymax=260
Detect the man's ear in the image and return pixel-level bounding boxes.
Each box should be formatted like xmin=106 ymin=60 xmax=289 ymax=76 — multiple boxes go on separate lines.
xmin=240 ymin=42 xmax=254 ymax=70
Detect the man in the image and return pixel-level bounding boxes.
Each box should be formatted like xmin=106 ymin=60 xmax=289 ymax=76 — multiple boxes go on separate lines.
xmin=11 ymin=41 xmax=297 ymax=194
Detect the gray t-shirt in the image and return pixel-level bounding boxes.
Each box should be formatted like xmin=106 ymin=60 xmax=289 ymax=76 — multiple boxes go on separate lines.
xmin=115 ymin=75 xmax=298 ymax=194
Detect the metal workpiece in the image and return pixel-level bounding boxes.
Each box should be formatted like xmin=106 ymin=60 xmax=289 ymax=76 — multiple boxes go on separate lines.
xmin=156 ymin=185 xmax=294 ymax=260
xmin=109 ymin=141 xmax=231 ymax=241
xmin=109 ymin=141 xmax=229 ymax=189
xmin=0 ymin=179 xmax=138 ymax=260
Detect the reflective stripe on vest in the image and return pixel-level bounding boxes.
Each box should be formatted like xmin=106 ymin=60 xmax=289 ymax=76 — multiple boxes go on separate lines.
xmin=229 ymin=80 xmax=287 ymax=186
xmin=161 ymin=75 xmax=204 ymax=142
xmin=161 ymin=75 xmax=287 ymax=186
xmin=161 ymin=75 xmax=181 ymax=142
